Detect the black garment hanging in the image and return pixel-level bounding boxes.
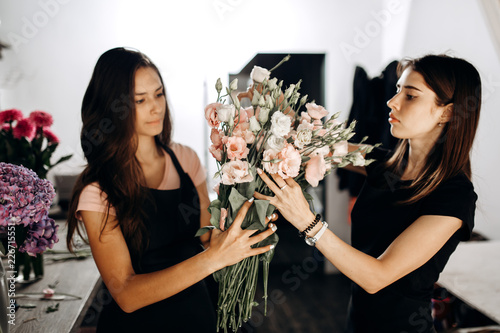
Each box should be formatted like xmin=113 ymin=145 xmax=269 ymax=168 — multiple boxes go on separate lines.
xmin=337 ymin=61 xmax=399 ymax=197
xmin=97 ymin=145 xmax=217 ymax=333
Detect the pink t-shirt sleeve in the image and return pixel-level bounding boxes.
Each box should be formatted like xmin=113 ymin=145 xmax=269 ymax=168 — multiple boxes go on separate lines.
xmin=164 ymin=142 xmax=206 ymax=188
xmin=76 ymin=183 xmax=116 ymax=220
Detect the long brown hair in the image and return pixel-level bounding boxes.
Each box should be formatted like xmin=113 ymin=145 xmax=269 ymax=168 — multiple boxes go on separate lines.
xmin=386 ymin=54 xmax=481 ymax=204
xmin=67 ymin=47 xmax=172 ymax=253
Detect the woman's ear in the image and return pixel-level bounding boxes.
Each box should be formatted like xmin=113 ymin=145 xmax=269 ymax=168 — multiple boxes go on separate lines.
xmin=440 ymin=103 xmax=453 ymax=124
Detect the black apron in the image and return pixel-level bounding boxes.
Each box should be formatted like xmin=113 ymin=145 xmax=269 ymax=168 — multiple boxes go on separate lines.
xmin=97 ymin=146 xmax=217 ymax=332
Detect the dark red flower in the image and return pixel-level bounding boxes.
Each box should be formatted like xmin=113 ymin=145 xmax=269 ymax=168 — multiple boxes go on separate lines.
xmin=12 ymin=118 xmax=35 ymax=140
xmin=43 ymin=128 xmax=59 ymax=144
xmin=29 ymin=110 xmax=53 ymax=128
xmin=0 ymin=109 xmax=23 ymax=124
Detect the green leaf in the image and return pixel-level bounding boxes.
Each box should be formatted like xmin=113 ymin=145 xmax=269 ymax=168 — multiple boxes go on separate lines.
xmin=228 ymin=187 xmax=247 ymax=216
xmin=52 ymin=154 xmax=73 ymax=167
xmin=207 ymin=199 xmax=222 ymax=228
xmin=195 ymin=225 xmax=216 ymax=237
xmin=253 ymin=199 xmax=270 ymax=229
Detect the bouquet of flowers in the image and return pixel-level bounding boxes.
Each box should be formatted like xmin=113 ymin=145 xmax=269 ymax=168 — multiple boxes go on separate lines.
xmin=0 ymin=162 xmax=59 ymax=279
xmin=201 ymin=56 xmax=376 ymax=332
xmin=0 ymin=109 xmax=72 ymax=180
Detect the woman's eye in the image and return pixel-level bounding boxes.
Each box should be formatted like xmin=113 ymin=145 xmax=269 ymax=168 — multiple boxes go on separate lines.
xmin=406 ymin=95 xmax=415 ymax=100
xmin=156 ymin=92 xmax=164 ymax=98
xmin=135 ymin=99 xmax=144 ymax=104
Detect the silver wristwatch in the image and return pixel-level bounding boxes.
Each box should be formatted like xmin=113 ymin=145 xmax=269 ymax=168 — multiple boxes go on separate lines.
xmin=305 ymin=221 xmax=329 ymax=246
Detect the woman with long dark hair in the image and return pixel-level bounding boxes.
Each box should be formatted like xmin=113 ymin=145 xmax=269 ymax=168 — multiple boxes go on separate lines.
xmin=255 ymin=54 xmax=481 ymax=332
xmin=66 ymin=47 xmax=276 ymax=332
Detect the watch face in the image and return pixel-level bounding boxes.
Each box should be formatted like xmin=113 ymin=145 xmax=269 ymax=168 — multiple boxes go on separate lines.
xmin=305 ymin=237 xmax=316 ymax=246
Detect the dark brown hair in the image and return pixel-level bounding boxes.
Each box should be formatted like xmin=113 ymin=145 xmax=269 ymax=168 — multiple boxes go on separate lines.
xmin=66 ymin=47 xmax=172 ymax=253
xmin=386 ymin=54 xmax=481 ymax=204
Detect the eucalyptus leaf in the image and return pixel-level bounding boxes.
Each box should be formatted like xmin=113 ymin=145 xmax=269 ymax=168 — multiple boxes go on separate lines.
xmin=195 ymin=225 xmax=216 ymax=237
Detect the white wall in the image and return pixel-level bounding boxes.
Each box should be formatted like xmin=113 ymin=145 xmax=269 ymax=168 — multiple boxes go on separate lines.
xmin=0 ymin=0 xmax=498 ymax=242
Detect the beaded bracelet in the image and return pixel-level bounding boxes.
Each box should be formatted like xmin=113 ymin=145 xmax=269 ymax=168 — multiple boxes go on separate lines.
xmin=298 ymin=214 xmax=321 ymax=237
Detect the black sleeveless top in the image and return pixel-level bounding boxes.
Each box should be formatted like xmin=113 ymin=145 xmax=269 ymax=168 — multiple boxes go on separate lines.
xmin=97 ymin=146 xmax=217 ymax=332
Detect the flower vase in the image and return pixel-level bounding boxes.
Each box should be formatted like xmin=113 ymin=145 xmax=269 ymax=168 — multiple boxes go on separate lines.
xmin=0 ymin=258 xmax=10 ymax=333
xmin=14 ymin=250 xmax=43 ymax=281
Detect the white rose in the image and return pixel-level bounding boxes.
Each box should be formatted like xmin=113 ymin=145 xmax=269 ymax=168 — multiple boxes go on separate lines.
xmin=351 ymin=151 xmax=366 ymax=166
xmin=294 ymin=123 xmax=314 ymax=149
xmin=258 ymin=107 xmax=270 ymax=124
xmin=217 ymin=104 xmax=235 ymax=122
xmin=250 ymin=66 xmax=271 ymax=83
xmin=270 ymin=111 xmax=292 ymax=137
xmin=265 ymin=135 xmax=286 ymax=151
xmin=249 ymin=116 xmax=261 ymax=133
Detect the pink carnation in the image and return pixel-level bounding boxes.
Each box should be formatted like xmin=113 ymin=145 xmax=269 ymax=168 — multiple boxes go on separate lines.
xmin=221 ymin=160 xmax=253 ymax=185
xmin=43 ymin=128 xmax=59 ymax=144
xmin=29 ymin=110 xmax=53 ymax=128
xmin=225 ymin=136 xmax=249 ymax=161
xmin=0 ymin=109 xmax=23 ymax=124
xmin=305 ymin=103 xmax=328 ymax=120
xmin=277 ymin=144 xmax=301 ymax=179
xmin=205 ymin=103 xmax=222 ymax=128
xmin=305 ymin=154 xmax=327 ymax=187
xmin=12 ymin=118 xmax=35 ymax=140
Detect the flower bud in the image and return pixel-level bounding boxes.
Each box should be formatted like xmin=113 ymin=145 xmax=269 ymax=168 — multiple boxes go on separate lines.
xmin=251 ymin=90 xmax=261 ymax=106
xmin=265 ymin=95 xmax=274 ymax=109
xmin=233 ymin=97 xmax=241 ymax=110
xmin=215 ymin=78 xmax=222 ymax=93
xmin=249 ymin=116 xmax=261 ymax=132
xmin=284 ymin=84 xmax=295 ymax=99
xmin=258 ymin=107 xmax=270 ymax=124
xmin=300 ymin=94 xmax=308 ymax=105
xmin=268 ymin=78 xmax=278 ymax=91
xmin=258 ymin=96 xmax=266 ymax=107
xmin=230 ymin=78 xmax=238 ymax=91
xmin=250 ymin=66 xmax=271 ymax=83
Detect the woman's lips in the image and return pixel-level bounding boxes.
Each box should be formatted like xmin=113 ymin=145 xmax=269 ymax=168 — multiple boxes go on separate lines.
xmin=388 ymin=113 xmax=400 ymax=123
xmin=147 ymin=119 xmax=162 ymax=125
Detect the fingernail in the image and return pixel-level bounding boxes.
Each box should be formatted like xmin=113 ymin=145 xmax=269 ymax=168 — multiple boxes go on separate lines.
xmin=248 ymin=197 xmax=254 ymax=203
xmin=270 ymin=223 xmax=277 ymax=232
xmin=270 ymin=245 xmax=275 ymax=250
xmin=272 ymin=213 xmax=277 ymax=220
xmin=257 ymin=168 xmax=262 ymax=174
xmin=266 ymin=215 xmax=272 ymax=221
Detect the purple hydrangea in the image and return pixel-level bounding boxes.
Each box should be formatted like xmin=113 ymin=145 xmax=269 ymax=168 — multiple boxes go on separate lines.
xmin=0 ymin=162 xmax=59 ymax=256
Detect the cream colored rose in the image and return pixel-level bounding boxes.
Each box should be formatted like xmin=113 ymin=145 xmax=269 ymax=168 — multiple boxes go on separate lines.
xmin=250 ymin=66 xmax=271 ymax=83
xmin=294 ymin=122 xmax=314 ymax=149
xmin=270 ymin=111 xmax=292 ymax=137
xmin=217 ymin=104 xmax=236 ymax=123
xmin=265 ymin=134 xmax=286 ymax=152
xmin=331 ymin=140 xmax=348 ymax=163
xmin=262 ymin=148 xmax=280 ymax=174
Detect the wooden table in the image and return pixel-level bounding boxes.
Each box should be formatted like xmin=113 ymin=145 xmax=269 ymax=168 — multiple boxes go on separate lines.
xmin=4 ymin=222 xmax=101 ymax=333
xmin=437 ymin=240 xmax=500 ymax=324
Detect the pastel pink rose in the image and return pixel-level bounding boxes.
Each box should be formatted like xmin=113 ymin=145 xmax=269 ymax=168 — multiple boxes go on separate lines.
xmin=225 ymin=136 xmax=249 ymax=160
xmin=305 ymin=103 xmax=328 ymax=120
xmin=210 ymin=128 xmax=223 ymax=148
xmin=205 ymin=103 xmax=222 ymax=128
xmin=332 ymin=140 xmax=348 ymax=163
xmin=277 ymin=144 xmax=301 ymax=179
xmin=262 ymin=149 xmax=280 ymax=174
xmin=209 ymin=144 xmax=223 ymax=161
xmin=221 ymin=160 xmax=253 ymax=185
xmin=313 ymin=119 xmax=323 ymax=130
xmin=234 ymin=107 xmax=249 ymax=124
xmin=232 ymin=125 xmax=255 ymax=144
xmin=305 ymin=154 xmax=327 ymax=187
xmin=300 ymin=112 xmax=312 ymax=123
xmin=220 ymin=208 xmax=228 ymax=231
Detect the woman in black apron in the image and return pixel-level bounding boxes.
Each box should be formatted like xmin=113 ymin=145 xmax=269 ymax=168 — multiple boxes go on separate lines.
xmin=66 ymin=48 xmax=277 ymax=332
